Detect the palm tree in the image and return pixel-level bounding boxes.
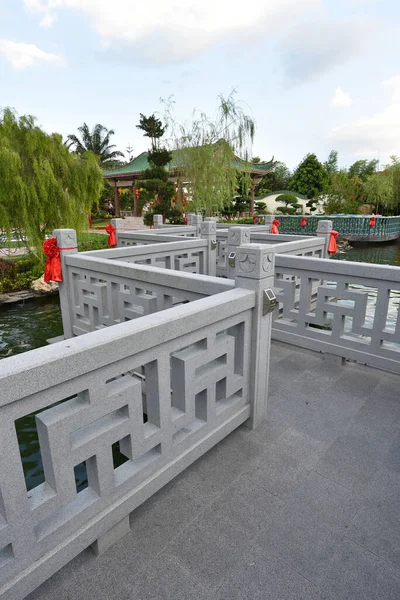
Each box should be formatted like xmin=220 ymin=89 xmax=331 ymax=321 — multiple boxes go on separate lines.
xmin=66 ymin=123 xmax=124 ymax=165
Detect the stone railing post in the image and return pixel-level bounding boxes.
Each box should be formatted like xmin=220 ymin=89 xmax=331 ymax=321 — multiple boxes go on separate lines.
xmin=153 ymin=214 xmax=163 ymax=229
xmin=234 ymin=243 xmax=276 ymax=429
xmin=263 ymin=215 xmax=274 ymax=232
xmin=111 ymin=218 xmax=125 ymax=246
xmin=192 ymin=214 xmax=203 ymax=237
xmin=53 ymin=228 xmax=78 ymax=340
xmin=200 ymin=220 xmax=217 ymax=277
xmin=316 ymin=219 xmax=333 ymax=258
xmin=187 ymin=213 xmax=195 ymax=225
xmin=227 ymin=226 xmax=250 ymax=279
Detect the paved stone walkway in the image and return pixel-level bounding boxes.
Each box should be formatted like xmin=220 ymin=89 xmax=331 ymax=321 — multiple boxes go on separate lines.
xmin=28 ymin=341 xmax=400 ymax=600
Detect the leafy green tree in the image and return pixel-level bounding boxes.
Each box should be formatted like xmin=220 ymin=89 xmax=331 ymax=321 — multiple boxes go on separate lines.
xmin=324 ymin=171 xmax=364 ymax=214
xmin=164 ymin=90 xmax=255 ymax=216
xmin=363 ymin=172 xmax=392 ymax=213
xmin=324 ymin=150 xmax=339 ymax=175
xmin=256 ymin=162 xmax=291 ymax=195
xmin=66 ymin=123 xmax=124 ymax=165
xmin=348 ymin=159 xmax=378 ymax=182
xmin=0 ymin=108 xmax=103 ymax=255
xmin=275 ymin=193 xmax=301 ymax=215
xmin=290 ymin=154 xmax=329 ymax=211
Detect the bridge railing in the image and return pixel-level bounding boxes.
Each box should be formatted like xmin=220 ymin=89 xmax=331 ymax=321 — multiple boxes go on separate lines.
xmin=275 ymin=214 xmax=400 ymax=240
xmin=272 ymin=254 xmax=400 ymax=374
xmin=0 ymin=281 xmax=258 ymax=600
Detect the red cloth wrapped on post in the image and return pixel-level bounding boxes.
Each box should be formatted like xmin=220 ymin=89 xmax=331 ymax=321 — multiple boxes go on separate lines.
xmin=271 ymin=219 xmax=280 ymax=234
xmin=369 ymin=216 xmax=376 ymax=227
xmin=253 ymin=216 xmax=257 ymax=224
xmin=300 ymin=217 xmax=307 ymax=227
xmin=43 ymin=238 xmax=63 ymax=283
xmin=328 ymin=230 xmax=339 ymax=255
xmin=105 ymin=224 xmax=117 ymax=247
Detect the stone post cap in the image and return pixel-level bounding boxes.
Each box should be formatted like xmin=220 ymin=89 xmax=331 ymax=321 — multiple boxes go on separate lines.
xmin=263 ymin=215 xmax=275 ymax=225
xmin=153 ymin=214 xmax=163 ymax=224
xmin=53 ymin=229 xmax=77 ymax=250
xmin=187 ymin=213 xmax=195 ymax=224
xmin=111 ymin=218 xmax=125 ymax=230
xmin=191 ymin=214 xmax=203 ymax=224
xmin=228 ymin=226 xmax=251 ymax=247
xmin=204 ymin=217 xmax=217 ymax=222
xmin=316 ymin=219 xmax=333 ymax=233
xmin=236 ymin=243 xmax=275 ymax=279
xmin=200 ymin=221 xmax=217 ymax=236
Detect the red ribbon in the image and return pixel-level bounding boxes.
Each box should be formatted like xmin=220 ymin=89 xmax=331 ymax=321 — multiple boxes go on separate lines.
xmin=105 ymin=224 xmax=117 ymax=247
xmin=328 ymin=230 xmax=339 ymax=255
xmin=253 ymin=216 xmax=257 ymax=224
xmin=369 ymin=216 xmax=376 ymax=227
xmin=272 ymin=218 xmax=280 ymax=234
xmin=300 ymin=217 xmax=307 ymax=227
xmin=43 ymin=238 xmax=63 ymax=283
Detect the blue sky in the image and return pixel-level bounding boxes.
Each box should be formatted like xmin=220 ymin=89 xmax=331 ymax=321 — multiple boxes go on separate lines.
xmin=1 ymin=0 xmax=399 ymax=170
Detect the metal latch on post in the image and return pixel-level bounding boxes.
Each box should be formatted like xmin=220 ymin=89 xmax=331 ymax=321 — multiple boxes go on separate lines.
xmin=228 ymin=252 xmax=236 ymax=267
xmin=211 ymin=240 xmax=217 ymax=250
xmin=263 ymin=288 xmax=277 ymax=315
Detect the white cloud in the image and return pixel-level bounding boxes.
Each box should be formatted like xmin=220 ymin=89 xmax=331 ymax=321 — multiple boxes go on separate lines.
xmin=24 ymin=0 xmax=320 ymax=64
xmin=329 ymin=76 xmax=400 ymax=159
xmin=331 ymin=87 xmax=352 ymax=107
xmin=0 ymin=39 xmax=65 ymax=70
xmin=278 ymin=17 xmax=373 ymax=84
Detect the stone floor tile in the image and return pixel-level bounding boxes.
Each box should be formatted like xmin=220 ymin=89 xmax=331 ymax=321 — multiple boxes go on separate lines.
xmin=255 ymin=499 xmax=344 ymax=583
xmin=247 ymin=445 xmax=312 ymax=497
xmin=286 ymin=471 xmax=362 ymax=528
xmin=319 ymin=539 xmax=400 ymax=600
xmin=315 ymin=434 xmax=382 ymax=493
xmin=216 ymin=547 xmax=324 ymax=600
xmin=327 ymin=367 xmax=380 ymax=399
xmin=269 ymin=427 xmax=330 ymax=470
xmin=363 ymin=466 xmax=400 ymax=514
xmin=128 ymin=554 xmax=212 ymax=600
xmin=346 ymin=504 xmax=400 ymax=570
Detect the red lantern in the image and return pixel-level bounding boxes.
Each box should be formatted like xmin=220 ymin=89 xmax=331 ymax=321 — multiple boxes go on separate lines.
xmin=135 ymin=188 xmax=140 ymax=198
xmin=300 ymin=217 xmax=307 ymax=227
xmin=369 ymin=216 xmax=376 ymax=227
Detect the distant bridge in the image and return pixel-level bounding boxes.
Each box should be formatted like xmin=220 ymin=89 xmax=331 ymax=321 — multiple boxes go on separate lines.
xmin=272 ymin=215 xmax=400 ymax=242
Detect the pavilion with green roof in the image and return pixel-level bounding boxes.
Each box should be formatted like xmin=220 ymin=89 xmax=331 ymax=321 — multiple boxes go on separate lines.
xmin=103 ymin=149 xmax=276 ymax=216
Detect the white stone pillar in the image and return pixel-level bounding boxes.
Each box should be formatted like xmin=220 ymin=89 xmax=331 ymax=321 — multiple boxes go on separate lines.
xmin=316 ymin=219 xmax=333 ymax=258
xmin=191 ymin=214 xmax=203 ymax=237
xmin=227 ymin=226 xmax=250 ymax=279
xmin=234 ymin=243 xmax=276 ymax=429
xmin=200 ymin=220 xmax=217 ymax=277
xmin=53 ymin=228 xmax=78 ymax=340
xmin=263 ymin=215 xmax=274 ymax=233
xmin=111 ymin=218 xmax=125 ymax=246
xmin=153 ymin=214 xmax=163 ymax=228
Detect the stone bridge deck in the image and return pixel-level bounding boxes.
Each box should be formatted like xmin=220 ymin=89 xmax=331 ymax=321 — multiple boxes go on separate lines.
xmin=28 ymin=341 xmax=400 ymax=600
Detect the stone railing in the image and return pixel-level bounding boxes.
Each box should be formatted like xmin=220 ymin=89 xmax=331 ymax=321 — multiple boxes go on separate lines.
xmin=215 ymin=223 xmax=329 ymax=278
xmin=84 ymin=238 xmax=216 ymax=276
xmin=272 ymin=254 xmax=400 ymax=373
xmin=0 ymin=228 xmax=279 ymax=598
xmin=0 ymin=284 xmax=258 ymax=600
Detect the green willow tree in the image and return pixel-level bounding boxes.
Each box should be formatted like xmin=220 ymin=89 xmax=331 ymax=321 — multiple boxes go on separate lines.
xmin=0 ymin=109 xmax=103 ymax=255
xmin=164 ymin=91 xmax=255 ymax=216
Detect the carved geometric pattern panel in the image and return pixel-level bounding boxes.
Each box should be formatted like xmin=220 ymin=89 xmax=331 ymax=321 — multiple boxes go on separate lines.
xmin=69 ymin=270 xmax=202 ymax=335
xmin=273 ymin=270 xmax=400 ymax=357
xmin=0 ymin=314 xmax=250 ymax=590
xmin=216 ymin=238 xmax=228 ymax=277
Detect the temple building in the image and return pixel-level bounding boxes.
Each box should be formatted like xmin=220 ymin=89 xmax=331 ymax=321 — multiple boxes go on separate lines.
xmin=103 ymin=148 xmax=276 ymax=216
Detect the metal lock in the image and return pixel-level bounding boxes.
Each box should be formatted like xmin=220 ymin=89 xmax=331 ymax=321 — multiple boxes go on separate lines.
xmin=228 ymin=251 xmax=236 ymax=267
xmin=211 ymin=240 xmax=217 ymax=250
xmin=262 ymin=288 xmax=277 ymax=315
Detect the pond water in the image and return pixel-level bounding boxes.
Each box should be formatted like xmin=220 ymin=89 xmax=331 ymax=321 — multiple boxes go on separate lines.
xmin=1 ymin=242 xmax=399 ymax=494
